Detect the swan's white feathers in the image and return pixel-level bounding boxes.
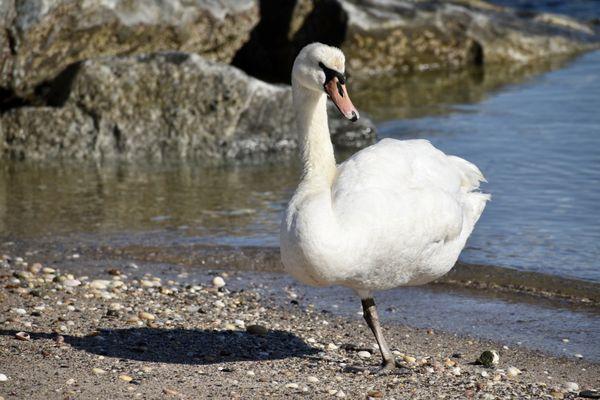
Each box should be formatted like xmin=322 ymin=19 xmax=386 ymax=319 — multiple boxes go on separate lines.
xmin=282 ymin=138 xmax=489 ymax=291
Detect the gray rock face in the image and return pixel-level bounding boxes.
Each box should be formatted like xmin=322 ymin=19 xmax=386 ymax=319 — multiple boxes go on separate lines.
xmin=0 ymin=53 xmax=375 ymax=161
xmin=1 ymin=0 xmax=259 ymax=97
xmin=233 ymin=0 xmax=599 ymax=82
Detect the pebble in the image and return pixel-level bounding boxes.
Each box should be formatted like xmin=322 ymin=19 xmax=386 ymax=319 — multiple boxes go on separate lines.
xmin=246 ymin=324 xmax=268 ymax=336
xmin=214 ymin=300 xmax=226 ymax=308
xmin=563 ymin=382 xmax=579 ymax=393
xmin=480 ymin=370 xmax=490 ymax=378
xmin=336 ymin=390 xmax=346 ymax=398
xmin=285 ymin=383 xmax=299 ymax=389
xmin=63 ymin=279 xmax=81 ymax=287
xmin=367 ymin=390 xmax=384 ymax=398
xmin=90 ymin=280 xmax=111 ymax=290
xmin=307 ymin=376 xmax=319 ymax=383
xmin=119 ymin=374 xmax=133 ymax=382
xmin=451 ymin=367 xmax=461 ymax=376
xmin=574 ymin=353 xmax=583 ymax=359
xmin=66 ymin=378 xmax=76 ymax=385
xmin=403 ymin=355 xmax=416 ymax=363
xmin=234 ymin=319 xmax=245 ymax=328
xmin=138 ymin=311 xmax=155 ymax=321
xmin=0 ymin=374 xmax=7 ymax=382
xmin=163 ymin=388 xmax=179 ymax=396
xmin=246 ymin=371 xmax=255 ymax=377
xmin=357 ymin=351 xmax=371 ymax=359
xmin=15 ymin=331 xmax=31 ymax=341
xmin=92 ymin=368 xmax=107 ymax=375
xmin=213 ymin=276 xmax=226 ymax=288
xmin=13 ymin=308 xmax=26 ymax=315
xmin=507 ymin=366 xmax=521 ymax=377
xmin=327 ymin=343 xmax=339 ymax=351
xmin=42 ymin=267 xmax=55 ymax=274
xmin=477 ymin=350 xmax=499 ymax=367
xmin=444 ymin=358 xmax=456 ymax=367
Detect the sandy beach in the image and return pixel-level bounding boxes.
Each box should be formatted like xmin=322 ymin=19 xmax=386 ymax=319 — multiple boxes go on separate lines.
xmin=1 ymin=253 xmax=598 ymax=400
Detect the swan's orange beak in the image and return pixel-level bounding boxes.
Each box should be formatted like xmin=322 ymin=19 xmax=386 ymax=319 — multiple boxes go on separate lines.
xmin=324 ymin=77 xmax=359 ymax=122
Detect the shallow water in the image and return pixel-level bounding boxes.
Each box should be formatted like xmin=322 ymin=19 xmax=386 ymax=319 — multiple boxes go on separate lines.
xmin=2 ymin=52 xmax=599 ymax=282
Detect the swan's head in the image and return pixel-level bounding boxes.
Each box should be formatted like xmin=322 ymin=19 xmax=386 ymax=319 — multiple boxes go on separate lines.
xmin=292 ymin=43 xmax=359 ymax=122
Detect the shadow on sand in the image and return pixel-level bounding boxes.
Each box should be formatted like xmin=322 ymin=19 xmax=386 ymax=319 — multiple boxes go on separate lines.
xmin=0 ymin=327 xmax=318 ymax=364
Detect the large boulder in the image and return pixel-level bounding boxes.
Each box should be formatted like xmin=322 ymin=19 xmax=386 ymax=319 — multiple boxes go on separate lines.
xmin=233 ymin=0 xmax=600 ymax=83
xmin=1 ymin=0 xmax=259 ymax=99
xmin=0 ymin=52 xmax=375 ymax=161
xmin=0 ymin=1 xmax=16 ymax=91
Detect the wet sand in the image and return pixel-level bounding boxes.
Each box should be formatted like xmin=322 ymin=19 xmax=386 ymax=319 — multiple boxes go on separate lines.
xmin=1 ymin=252 xmax=599 ymax=399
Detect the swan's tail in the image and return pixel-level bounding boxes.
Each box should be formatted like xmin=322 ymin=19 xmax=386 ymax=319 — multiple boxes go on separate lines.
xmin=448 ymin=155 xmax=490 ymax=227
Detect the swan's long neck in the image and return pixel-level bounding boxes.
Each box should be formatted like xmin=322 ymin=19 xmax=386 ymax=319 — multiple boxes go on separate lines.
xmin=292 ymin=79 xmax=337 ymax=186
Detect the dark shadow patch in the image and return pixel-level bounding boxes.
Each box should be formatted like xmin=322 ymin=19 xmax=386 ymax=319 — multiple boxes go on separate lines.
xmin=0 ymin=328 xmax=318 ymax=364
xmin=469 ymin=41 xmax=484 ymax=66
xmin=232 ymin=0 xmax=347 ymax=84
xmin=34 ymin=62 xmax=82 ymax=107
xmin=0 ymin=87 xmax=31 ymax=113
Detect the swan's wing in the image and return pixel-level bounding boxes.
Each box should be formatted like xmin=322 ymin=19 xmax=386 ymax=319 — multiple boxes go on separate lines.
xmin=332 ymin=138 xmax=488 ymax=247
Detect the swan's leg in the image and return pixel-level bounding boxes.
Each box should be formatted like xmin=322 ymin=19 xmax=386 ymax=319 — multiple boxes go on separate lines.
xmin=361 ymin=297 xmax=399 ymax=370
xmin=344 ymin=296 xmax=407 ymax=374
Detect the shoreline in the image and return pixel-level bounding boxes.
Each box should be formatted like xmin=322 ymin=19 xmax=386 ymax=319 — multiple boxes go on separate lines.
xmin=28 ymin=240 xmax=597 ymax=305
xmin=1 ymin=256 xmax=599 ymax=399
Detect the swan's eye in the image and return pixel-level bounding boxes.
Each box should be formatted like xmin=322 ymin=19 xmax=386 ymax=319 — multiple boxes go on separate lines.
xmin=319 ymin=62 xmax=346 ymax=85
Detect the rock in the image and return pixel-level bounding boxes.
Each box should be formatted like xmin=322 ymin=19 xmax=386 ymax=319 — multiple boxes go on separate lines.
xmin=246 ymin=324 xmax=268 ymax=336
xmin=2 ymin=0 xmax=259 ymax=98
xmin=63 ymin=279 xmax=81 ymax=287
xmin=138 ymin=311 xmax=156 ymax=321
xmin=0 ymin=373 xmax=7 ymax=382
xmin=0 ymin=53 xmax=375 ymax=161
xmin=92 ymin=368 xmax=107 ymax=375
xmin=15 ymin=331 xmax=30 ymax=341
xmin=336 ymin=390 xmax=346 ymax=398
xmin=307 ymin=376 xmax=319 ymax=383
xmin=477 ymin=350 xmax=499 ymax=367
xmin=367 ymin=390 xmax=384 ymax=398
xmin=13 ymin=308 xmax=26 ymax=315
xmin=89 ymin=280 xmax=111 ymax=290
xmin=234 ymin=0 xmax=600 ymax=82
xmin=403 ymin=355 xmax=416 ymax=363
xmin=163 ymin=388 xmax=179 ymax=396
xmin=214 ymin=300 xmax=226 ymax=308
xmin=444 ymin=358 xmax=456 ymax=367
xmin=327 ymin=343 xmax=339 ymax=351
xmin=212 ymin=276 xmax=226 ymax=288
xmin=564 ymin=382 xmax=579 ymax=393
xmin=357 ymin=351 xmax=371 ymax=359
xmin=451 ymin=367 xmax=461 ymax=376
xmin=119 ymin=374 xmax=133 ymax=382
xmin=66 ymin=378 xmax=76 ymax=385
xmin=507 ymin=366 xmax=521 ymax=377
xmin=285 ymin=383 xmax=299 ymax=389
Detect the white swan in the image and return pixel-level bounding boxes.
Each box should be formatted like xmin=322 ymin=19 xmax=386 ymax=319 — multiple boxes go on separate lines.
xmin=280 ymin=43 xmax=490 ymax=372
